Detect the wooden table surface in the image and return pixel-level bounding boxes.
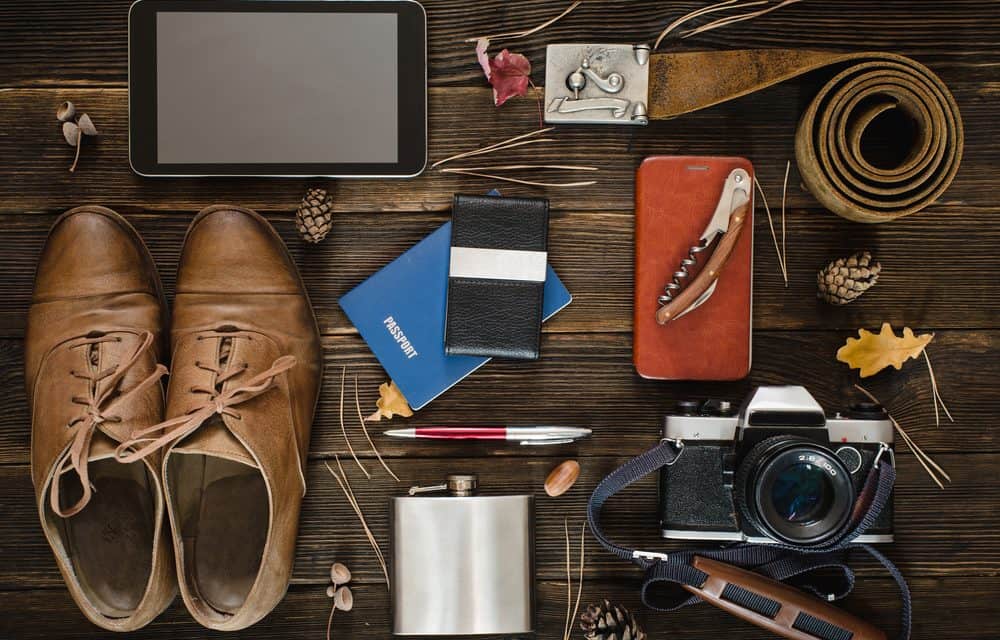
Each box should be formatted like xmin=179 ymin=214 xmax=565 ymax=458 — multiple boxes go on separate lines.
xmin=2 ymin=2 xmax=998 ymax=638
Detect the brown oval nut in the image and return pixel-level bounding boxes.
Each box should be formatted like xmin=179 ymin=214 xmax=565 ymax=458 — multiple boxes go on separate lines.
xmin=544 ymin=460 xmax=581 ymax=497
xmin=334 ymin=586 xmax=354 ymax=612
xmin=330 ymin=562 xmax=352 ymax=586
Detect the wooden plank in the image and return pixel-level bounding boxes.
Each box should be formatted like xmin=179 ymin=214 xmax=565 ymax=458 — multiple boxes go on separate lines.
xmin=0 ymin=207 xmax=998 ymax=336
xmin=0 ymin=81 xmax=995 ymax=214
xmin=4 ymin=575 xmax=995 ymax=639
xmin=1 ymin=331 xmax=996 ymax=465
xmin=2 ymin=574 xmax=996 ymax=639
xmin=1 ymin=452 xmax=997 ymax=591
xmin=1 ymin=0 xmax=998 ymax=87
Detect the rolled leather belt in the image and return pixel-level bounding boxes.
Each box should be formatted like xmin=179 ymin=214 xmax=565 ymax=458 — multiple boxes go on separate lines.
xmin=546 ymin=48 xmax=964 ymax=223
xmin=650 ymin=50 xmax=964 ymax=223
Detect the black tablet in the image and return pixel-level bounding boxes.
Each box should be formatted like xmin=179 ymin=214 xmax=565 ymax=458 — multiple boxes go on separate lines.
xmin=129 ymin=0 xmax=426 ymax=177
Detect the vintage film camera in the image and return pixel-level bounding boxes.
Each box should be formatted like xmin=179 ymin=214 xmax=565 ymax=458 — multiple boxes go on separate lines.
xmin=660 ymin=386 xmax=894 ymax=546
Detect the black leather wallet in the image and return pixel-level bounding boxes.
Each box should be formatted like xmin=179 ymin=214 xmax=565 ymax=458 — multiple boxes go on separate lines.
xmin=445 ymin=194 xmax=550 ymax=360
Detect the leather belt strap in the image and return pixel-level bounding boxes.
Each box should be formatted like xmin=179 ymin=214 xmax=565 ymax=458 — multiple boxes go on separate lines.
xmin=544 ymin=46 xmax=963 ymax=223
xmin=648 ymin=49 xmax=964 ymax=222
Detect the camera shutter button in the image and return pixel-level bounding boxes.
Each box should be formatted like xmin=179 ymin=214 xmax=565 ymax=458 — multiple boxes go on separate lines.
xmin=835 ymin=446 xmax=864 ymax=474
xmin=676 ymin=400 xmax=700 ymax=415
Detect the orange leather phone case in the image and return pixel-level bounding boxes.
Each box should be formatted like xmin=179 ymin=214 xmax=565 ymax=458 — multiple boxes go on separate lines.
xmin=634 ymin=156 xmax=754 ymax=380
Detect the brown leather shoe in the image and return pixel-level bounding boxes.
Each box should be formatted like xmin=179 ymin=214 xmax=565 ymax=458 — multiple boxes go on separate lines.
xmin=26 ymin=206 xmax=175 ymax=631
xmin=117 ymin=205 xmax=322 ymax=630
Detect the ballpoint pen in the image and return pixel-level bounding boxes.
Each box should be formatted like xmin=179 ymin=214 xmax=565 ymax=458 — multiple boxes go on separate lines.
xmin=383 ymin=426 xmax=592 ymax=446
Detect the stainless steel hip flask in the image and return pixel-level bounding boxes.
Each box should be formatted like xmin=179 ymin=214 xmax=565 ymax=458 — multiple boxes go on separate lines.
xmin=391 ymin=474 xmax=535 ymax=636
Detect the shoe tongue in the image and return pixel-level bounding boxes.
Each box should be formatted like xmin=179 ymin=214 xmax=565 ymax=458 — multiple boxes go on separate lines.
xmin=171 ymin=415 xmax=259 ymax=468
xmin=86 ymin=430 xmax=120 ymax=460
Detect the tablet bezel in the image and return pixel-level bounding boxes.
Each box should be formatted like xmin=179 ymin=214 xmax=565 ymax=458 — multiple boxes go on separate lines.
xmin=128 ymin=0 xmax=426 ymax=177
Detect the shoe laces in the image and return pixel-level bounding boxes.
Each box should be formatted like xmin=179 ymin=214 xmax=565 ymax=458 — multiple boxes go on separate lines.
xmin=50 ymin=331 xmax=167 ymax=518
xmin=116 ymin=333 xmax=296 ymax=464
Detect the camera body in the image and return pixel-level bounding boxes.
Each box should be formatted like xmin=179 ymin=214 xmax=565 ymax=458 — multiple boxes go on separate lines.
xmin=660 ymin=386 xmax=894 ymax=546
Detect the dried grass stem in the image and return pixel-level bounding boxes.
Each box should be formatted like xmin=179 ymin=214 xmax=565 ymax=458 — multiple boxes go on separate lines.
xmin=682 ymin=0 xmax=803 ymax=39
xmin=353 ymin=376 xmax=400 ymax=482
xmin=465 ymin=1 xmax=583 ymax=43
xmin=339 ymin=367 xmax=369 ymax=478
xmin=432 ymin=127 xmax=554 ymax=169
xmin=753 ymin=176 xmax=789 ymax=285
xmin=854 ymin=385 xmax=951 ymax=489
xmin=562 ymin=519 xmax=587 ymax=640
xmin=325 ymin=457 xmax=391 ymax=588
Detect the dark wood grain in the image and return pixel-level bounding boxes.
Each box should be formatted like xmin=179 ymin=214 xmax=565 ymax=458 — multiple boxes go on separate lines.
xmin=2 ymin=1 xmax=998 ymax=88
xmin=0 ymin=207 xmax=997 ymax=336
xmin=1 ymin=331 xmax=996 ymax=466
xmin=0 ymin=80 xmax=996 ymax=214
xmin=2 ymin=1 xmax=999 ymax=637
xmin=6 ymin=575 xmax=995 ymax=640
xmin=2 ymin=452 xmax=997 ymax=591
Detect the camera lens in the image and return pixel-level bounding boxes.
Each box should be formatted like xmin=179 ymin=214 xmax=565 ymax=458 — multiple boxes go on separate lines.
xmin=735 ymin=437 xmax=855 ymax=546
xmin=769 ymin=462 xmax=833 ymax=523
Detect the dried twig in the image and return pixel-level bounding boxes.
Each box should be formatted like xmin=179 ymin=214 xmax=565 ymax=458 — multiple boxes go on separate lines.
xmin=440 ymin=169 xmax=597 ymax=188
xmin=654 ymin=0 xmax=766 ymax=48
xmin=563 ymin=519 xmax=571 ymax=640
xmin=781 ymin=161 xmax=790 ymax=285
xmin=325 ymin=457 xmax=391 ymax=587
xmin=465 ymin=1 xmax=583 ymax=43
xmin=922 ymin=351 xmax=955 ymax=427
xmin=434 ymin=127 xmax=599 ymax=187
xmin=682 ymin=0 xmax=803 ymax=39
xmin=326 ymin=604 xmax=337 ymax=640
xmin=353 ymin=376 xmax=400 ymax=482
xmin=432 ymin=127 xmax=555 ymax=169
xmin=443 ymin=164 xmax=597 ymax=173
xmin=562 ymin=519 xmax=587 ymax=640
xmin=570 ymin=521 xmax=586 ymax=640
xmin=753 ymin=176 xmax=789 ymax=285
xmin=340 ymin=367 xmax=369 ymax=479
xmin=854 ymin=385 xmax=951 ymax=489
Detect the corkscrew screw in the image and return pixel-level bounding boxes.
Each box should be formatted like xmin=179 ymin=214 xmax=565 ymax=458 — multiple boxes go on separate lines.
xmin=656 ymin=168 xmax=752 ymax=325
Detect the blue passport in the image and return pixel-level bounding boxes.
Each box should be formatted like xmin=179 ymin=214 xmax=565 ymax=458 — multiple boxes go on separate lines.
xmin=340 ymin=222 xmax=572 ymax=411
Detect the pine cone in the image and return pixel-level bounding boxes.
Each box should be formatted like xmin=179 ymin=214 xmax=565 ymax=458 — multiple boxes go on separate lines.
xmin=817 ymin=251 xmax=881 ymax=305
xmin=296 ymin=187 xmax=334 ymax=244
xmin=580 ymin=600 xmax=646 ymax=640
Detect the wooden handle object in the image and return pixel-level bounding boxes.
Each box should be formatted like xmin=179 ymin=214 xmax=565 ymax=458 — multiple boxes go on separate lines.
xmin=655 ymin=202 xmax=750 ymax=325
xmin=681 ymin=556 xmax=887 ymax=640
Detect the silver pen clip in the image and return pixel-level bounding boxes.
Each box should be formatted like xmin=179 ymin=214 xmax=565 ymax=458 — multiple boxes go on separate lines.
xmin=519 ymin=438 xmax=576 ymax=446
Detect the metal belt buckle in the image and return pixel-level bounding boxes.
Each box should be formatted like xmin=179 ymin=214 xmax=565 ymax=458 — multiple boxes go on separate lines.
xmin=544 ymin=43 xmax=651 ymax=125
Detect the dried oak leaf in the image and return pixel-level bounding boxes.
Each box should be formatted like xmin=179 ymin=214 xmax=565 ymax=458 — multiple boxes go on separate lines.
xmin=366 ymin=381 xmax=414 ymax=421
xmin=836 ymin=322 xmax=934 ymax=378
xmin=488 ymin=49 xmax=531 ymax=107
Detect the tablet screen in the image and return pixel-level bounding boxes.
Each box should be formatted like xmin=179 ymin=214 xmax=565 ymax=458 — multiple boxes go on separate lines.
xmin=155 ymin=12 xmax=399 ymax=165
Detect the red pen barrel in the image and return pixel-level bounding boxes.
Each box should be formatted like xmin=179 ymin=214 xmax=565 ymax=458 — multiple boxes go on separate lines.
xmin=413 ymin=427 xmax=508 ymax=439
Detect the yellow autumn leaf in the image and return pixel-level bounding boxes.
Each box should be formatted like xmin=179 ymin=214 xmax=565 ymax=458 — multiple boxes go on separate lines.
xmin=366 ymin=381 xmax=414 ymax=421
xmin=836 ymin=323 xmax=934 ymax=378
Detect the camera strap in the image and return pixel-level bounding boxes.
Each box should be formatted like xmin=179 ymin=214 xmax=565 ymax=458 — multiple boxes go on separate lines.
xmin=587 ymin=440 xmax=911 ymax=639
